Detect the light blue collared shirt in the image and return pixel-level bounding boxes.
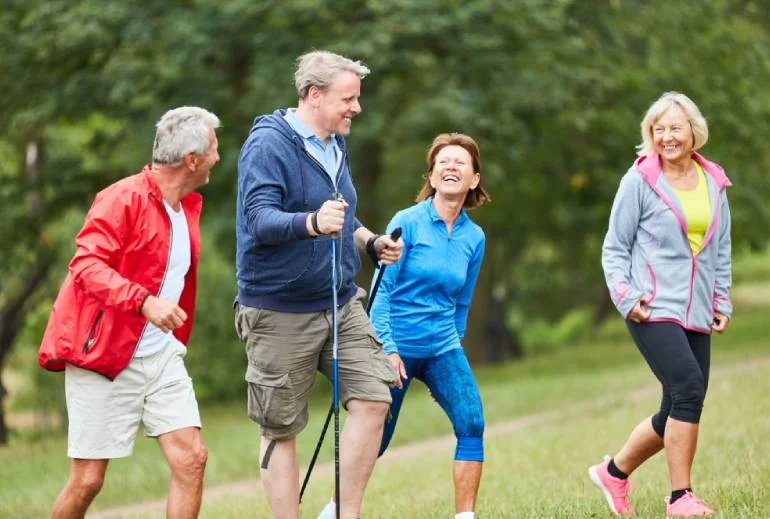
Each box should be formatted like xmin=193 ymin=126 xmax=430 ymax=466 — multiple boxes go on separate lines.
xmin=283 ymin=109 xmax=342 ymax=187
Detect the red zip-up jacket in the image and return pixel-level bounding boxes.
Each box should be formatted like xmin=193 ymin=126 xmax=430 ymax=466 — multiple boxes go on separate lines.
xmin=38 ymin=166 xmax=202 ymax=380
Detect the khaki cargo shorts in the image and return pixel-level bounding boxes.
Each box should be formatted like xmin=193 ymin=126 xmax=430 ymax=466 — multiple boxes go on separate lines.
xmin=234 ymin=288 xmax=396 ymax=440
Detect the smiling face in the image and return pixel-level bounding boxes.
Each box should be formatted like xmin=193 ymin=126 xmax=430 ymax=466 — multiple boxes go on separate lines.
xmin=428 ymin=145 xmax=480 ymax=202
xmin=652 ymin=104 xmax=694 ymax=166
xmin=311 ymin=70 xmax=362 ymax=139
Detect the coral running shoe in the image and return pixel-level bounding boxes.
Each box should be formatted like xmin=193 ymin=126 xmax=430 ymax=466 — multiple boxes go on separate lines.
xmin=588 ymin=455 xmax=634 ymax=516
xmin=665 ymin=491 xmax=715 ymax=517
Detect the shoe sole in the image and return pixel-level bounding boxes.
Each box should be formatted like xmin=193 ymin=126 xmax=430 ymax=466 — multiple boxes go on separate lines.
xmin=588 ymin=466 xmax=623 ymax=516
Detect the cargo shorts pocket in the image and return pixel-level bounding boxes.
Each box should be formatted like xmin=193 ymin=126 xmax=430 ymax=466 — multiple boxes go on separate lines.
xmin=245 ymin=365 xmax=296 ymax=428
xmin=368 ymin=333 xmax=397 ymax=386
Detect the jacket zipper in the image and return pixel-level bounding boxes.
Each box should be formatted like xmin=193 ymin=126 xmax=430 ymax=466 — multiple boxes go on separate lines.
xmin=132 ymin=197 xmax=174 ymax=356
xmin=297 ymin=142 xmax=347 ymax=290
xmin=82 ymin=310 xmax=104 ymax=353
xmin=299 ymin=145 xmax=340 ymax=192
xmin=650 ymin=185 xmax=697 ymax=327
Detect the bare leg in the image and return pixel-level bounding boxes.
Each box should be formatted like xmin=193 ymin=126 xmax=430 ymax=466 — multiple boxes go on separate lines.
xmin=454 ymin=461 xmax=483 ymax=513
xmin=51 ymin=459 xmax=108 ymax=519
xmin=664 ymin=418 xmax=698 ymax=490
xmin=613 ymin=416 xmax=664 ymax=475
xmin=259 ymin=436 xmax=299 ymax=519
xmin=338 ymin=399 xmax=389 ymax=519
xmin=157 ymin=427 xmax=208 ymax=519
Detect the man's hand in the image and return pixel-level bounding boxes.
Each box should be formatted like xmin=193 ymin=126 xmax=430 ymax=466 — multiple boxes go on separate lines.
xmin=712 ymin=312 xmax=729 ymax=333
xmin=374 ymin=234 xmax=403 ymax=265
xmin=388 ymin=352 xmax=408 ymax=389
xmin=141 ymin=295 xmax=188 ymax=333
xmin=628 ymin=294 xmax=651 ymax=323
xmin=315 ymin=199 xmax=348 ymax=236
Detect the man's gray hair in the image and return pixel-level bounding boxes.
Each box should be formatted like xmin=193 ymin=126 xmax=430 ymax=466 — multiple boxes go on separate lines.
xmin=294 ymin=51 xmax=370 ymax=99
xmin=153 ymin=106 xmax=221 ymax=166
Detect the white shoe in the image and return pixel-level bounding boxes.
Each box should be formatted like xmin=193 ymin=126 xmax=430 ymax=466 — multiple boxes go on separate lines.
xmin=317 ymin=500 xmax=335 ymax=519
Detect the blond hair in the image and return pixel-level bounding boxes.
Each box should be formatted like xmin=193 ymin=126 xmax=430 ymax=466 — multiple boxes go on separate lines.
xmin=294 ymin=51 xmax=370 ymax=99
xmin=637 ymin=91 xmax=708 ymax=157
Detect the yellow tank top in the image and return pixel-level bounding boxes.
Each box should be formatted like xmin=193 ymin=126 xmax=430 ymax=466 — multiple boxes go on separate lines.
xmin=672 ymin=162 xmax=711 ymax=255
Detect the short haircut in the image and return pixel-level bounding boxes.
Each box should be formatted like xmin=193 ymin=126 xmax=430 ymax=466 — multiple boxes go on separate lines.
xmin=153 ymin=106 xmax=221 ymax=166
xmin=637 ymin=91 xmax=708 ymax=157
xmin=294 ymin=51 xmax=370 ymax=99
xmin=416 ymin=133 xmax=490 ymax=209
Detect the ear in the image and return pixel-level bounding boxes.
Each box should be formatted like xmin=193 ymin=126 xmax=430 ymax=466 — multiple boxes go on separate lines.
xmin=308 ymin=85 xmax=322 ymax=108
xmin=183 ymin=152 xmax=198 ymax=172
xmin=428 ymin=170 xmax=437 ymax=189
xmin=470 ymin=172 xmax=480 ymax=190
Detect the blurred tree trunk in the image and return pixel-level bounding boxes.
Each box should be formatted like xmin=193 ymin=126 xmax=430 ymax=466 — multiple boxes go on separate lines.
xmin=0 ymin=139 xmax=53 ymax=446
xmin=594 ymin=292 xmax=616 ymax=325
xmin=465 ymin=237 xmax=523 ymax=364
xmin=0 ymin=253 xmax=53 ymax=445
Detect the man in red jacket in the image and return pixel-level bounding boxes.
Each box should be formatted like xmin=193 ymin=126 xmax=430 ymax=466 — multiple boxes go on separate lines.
xmin=38 ymin=106 xmax=220 ymax=519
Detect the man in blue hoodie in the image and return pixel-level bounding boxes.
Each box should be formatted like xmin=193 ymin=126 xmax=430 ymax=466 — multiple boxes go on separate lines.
xmin=234 ymin=51 xmax=402 ymax=519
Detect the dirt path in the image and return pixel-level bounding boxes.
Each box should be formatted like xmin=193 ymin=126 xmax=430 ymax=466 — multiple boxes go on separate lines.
xmin=89 ymin=355 xmax=770 ymax=518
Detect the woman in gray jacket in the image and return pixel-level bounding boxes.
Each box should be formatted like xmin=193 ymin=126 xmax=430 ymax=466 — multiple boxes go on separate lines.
xmin=589 ymin=92 xmax=732 ymax=518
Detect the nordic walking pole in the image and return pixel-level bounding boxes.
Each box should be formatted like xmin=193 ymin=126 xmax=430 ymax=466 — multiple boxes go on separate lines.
xmin=330 ymin=232 xmax=341 ymax=519
xmin=299 ymin=226 xmax=402 ymax=505
xmin=366 ymin=227 xmax=402 ymax=314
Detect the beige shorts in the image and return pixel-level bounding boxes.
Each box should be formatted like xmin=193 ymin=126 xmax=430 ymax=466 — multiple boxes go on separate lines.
xmin=234 ymin=288 xmax=396 ymax=440
xmin=64 ymin=337 xmax=201 ymax=459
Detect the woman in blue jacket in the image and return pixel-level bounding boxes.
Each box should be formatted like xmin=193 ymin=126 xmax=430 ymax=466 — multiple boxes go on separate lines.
xmin=372 ymin=133 xmax=489 ymax=519
xmin=589 ymin=92 xmax=732 ymax=518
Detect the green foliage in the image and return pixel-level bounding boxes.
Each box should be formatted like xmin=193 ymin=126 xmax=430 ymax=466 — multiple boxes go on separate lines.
xmin=515 ymin=307 xmax=596 ymax=354
xmin=183 ymin=229 xmax=242 ymax=402
xmin=2 ymin=0 xmax=770 ymax=422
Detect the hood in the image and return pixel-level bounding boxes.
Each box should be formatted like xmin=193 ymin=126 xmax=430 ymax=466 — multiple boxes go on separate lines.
xmin=247 ymin=109 xmax=349 ymax=154
xmin=248 ymin=109 xmax=295 ymax=140
xmin=634 ymin=152 xmax=732 ymax=190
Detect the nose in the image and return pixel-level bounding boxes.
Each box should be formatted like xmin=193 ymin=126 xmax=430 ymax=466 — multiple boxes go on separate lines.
xmin=351 ymin=99 xmax=361 ymax=115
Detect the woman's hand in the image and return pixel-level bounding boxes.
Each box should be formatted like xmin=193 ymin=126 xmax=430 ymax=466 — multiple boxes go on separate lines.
xmin=375 ymin=235 xmax=403 ymax=265
xmin=388 ymin=353 xmax=408 ymax=389
xmin=712 ymin=312 xmax=729 ymax=333
xmin=628 ymin=294 xmax=652 ymax=323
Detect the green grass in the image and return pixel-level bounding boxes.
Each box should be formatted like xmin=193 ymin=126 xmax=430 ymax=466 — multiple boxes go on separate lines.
xmin=732 ymin=247 xmax=770 ymax=284
xmin=1 ymin=283 xmax=768 ymax=518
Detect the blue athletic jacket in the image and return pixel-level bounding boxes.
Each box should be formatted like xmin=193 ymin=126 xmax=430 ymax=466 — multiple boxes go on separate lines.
xmin=370 ymin=199 xmax=485 ymax=358
xmin=236 ymin=110 xmax=362 ymax=312
xmin=602 ymin=152 xmax=733 ymax=333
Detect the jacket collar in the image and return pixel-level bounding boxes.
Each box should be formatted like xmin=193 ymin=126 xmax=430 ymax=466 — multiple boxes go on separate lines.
xmin=426 ymin=196 xmax=468 ymax=225
xmin=635 ymin=152 xmax=732 ymax=189
xmin=141 ymin=165 xmax=203 ymax=216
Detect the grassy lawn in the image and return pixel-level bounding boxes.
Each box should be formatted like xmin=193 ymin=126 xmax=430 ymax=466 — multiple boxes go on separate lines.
xmin=0 ymin=277 xmax=768 ymax=518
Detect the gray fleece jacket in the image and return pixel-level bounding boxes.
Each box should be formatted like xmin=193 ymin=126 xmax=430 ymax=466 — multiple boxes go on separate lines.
xmin=602 ymin=152 xmax=733 ymax=333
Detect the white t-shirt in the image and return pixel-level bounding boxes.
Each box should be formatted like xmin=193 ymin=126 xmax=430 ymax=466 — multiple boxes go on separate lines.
xmin=134 ymin=200 xmax=191 ymax=358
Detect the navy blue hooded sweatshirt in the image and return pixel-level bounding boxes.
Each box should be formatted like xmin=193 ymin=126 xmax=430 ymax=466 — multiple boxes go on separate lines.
xmin=235 ymin=110 xmax=362 ymax=312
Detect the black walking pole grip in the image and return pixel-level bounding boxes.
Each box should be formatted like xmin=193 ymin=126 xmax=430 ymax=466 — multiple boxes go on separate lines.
xmin=366 ymin=227 xmax=402 ymax=315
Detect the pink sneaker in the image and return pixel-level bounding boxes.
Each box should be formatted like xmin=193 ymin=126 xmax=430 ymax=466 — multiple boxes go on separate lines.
xmin=665 ymin=491 xmax=715 ymax=517
xmin=588 ymin=455 xmax=634 ymax=516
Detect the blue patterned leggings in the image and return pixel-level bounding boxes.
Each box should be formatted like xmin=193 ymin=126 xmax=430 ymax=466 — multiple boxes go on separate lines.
xmin=379 ymin=348 xmax=485 ymax=461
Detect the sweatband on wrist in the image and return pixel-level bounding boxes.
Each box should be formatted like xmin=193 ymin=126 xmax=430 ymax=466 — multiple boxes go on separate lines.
xmin=366 ymin=233 xmax=382 ymax=266
xmin=311 ymin=211 xmax=323 ymax=235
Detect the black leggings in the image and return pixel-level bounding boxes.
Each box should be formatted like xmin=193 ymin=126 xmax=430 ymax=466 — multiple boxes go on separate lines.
xmin=626 ymin=321 xmax=711 ymax=437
